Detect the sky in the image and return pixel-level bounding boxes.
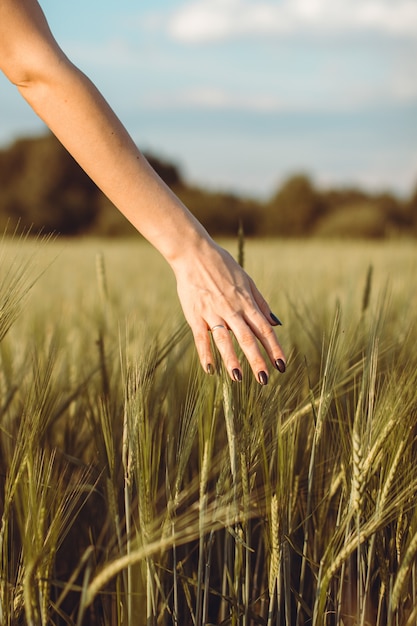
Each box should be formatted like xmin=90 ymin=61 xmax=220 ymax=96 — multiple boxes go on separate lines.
xmin=1 ymin=0 xmax=417 ymax=199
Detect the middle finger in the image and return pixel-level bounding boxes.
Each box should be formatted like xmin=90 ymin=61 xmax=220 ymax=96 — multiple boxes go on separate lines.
xmin=227 ymin=316 xmax=271 ymax=384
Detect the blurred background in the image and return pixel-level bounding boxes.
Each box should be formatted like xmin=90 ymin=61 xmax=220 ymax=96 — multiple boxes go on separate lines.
xmin=0 ymin=0 xmax=416 ymax=237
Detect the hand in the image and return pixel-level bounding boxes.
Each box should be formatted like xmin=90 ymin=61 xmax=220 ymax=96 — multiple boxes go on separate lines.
xmin=173 ymin=238 xmax=286 ymax=384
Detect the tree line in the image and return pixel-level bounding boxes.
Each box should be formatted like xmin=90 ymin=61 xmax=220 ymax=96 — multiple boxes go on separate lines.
xmin=1 ymin=133 xmax=416 ymax=238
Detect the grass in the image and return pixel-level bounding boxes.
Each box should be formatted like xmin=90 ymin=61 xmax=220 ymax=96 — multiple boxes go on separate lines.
xmin=0 ymin=235 xmax=417 ymax=625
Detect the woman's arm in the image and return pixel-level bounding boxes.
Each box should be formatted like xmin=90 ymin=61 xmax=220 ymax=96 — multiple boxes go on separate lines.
xmin=0 ymin=0 xmax=286 ymax=383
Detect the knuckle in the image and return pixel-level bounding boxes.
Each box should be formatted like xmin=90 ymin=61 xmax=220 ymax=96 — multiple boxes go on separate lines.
xmin=238 ymin=331 xmax=256 ymax=350
xmin=246 ymin=306 xmax=259 ymax=319
xmin=214 ymin=332 xmax=230 ymax=348
xmin=261 ymin=324 xmax=277 ymax=340
xmin=193 ymin=329 xmax=210 ymax=345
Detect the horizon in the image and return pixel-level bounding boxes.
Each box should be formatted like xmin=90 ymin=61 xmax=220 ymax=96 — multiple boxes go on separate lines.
xmin=0 ymin=0 xmax=416 ymax=199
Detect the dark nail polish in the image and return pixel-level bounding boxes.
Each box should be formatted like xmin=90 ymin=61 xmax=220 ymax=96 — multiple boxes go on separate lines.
xmin=206 ymin=363 xmax=214 ymax=375
xmin=232 ymin=368 xmax=243 ymax=382
xmin=270 ymin=312 xmax=283 ymax=326
xmin=258 ymin=371 xmax=268 ymax=385
xmin=275 ymin=358 xmax=286 ymax=373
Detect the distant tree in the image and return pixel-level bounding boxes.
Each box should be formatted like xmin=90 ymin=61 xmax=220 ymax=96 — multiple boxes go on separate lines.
xmin=373 ymin=191 xmax=410 ymax=235
xmin=317 ymin=186 xmax=370 ymax=213
xmin=405 ymin=182 xmax=417 ymax=233
xmin=0 ymin=134 xmax=99 ymax=234
xmin=86 ymin=195 xmax=138 ymax=237
xmin=0 ymin=134 xmax=185 ymax=236
xmin=316 ymin=188 xmax=410 ymax=237
xmin=175 ymin=186 xmax=261 ymax=237
xmin=262 ymin=174 xmax=323 ymax=236
xmin=0 ymin=132 xmax=413 ymax=238
xmin=145 ymin=152 xmax=183 ymax=188
xmin=313 ymin=202 xmax=389 ymax=239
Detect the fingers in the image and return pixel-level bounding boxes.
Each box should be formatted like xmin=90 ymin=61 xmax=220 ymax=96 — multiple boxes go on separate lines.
xmin=210 ymin=323 xmax=243 ymax=381
xmin=249 ymin=277 xmax=283 ymax=327
xmin=191 ymin=320 xmax=244 ymax=381
xmin=190 ymin=320 xmax=216 ymax=376
xmin=192 ymin=310 xmax=286 ymax=384
xmin=231 ymin=311 xmax=286 ymax=382
xmin=175 ymin=244 xmax=286 ymax=383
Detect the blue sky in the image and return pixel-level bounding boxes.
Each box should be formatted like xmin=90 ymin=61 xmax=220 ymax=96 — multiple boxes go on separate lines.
xmin=1 ymin=0 xmax=416 ymax=198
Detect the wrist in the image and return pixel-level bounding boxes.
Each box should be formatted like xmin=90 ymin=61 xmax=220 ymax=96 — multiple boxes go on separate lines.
xmin=159 ymin=213 xmax=215 ymax=272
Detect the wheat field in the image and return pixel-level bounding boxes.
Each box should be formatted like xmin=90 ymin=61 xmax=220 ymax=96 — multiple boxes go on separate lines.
xmin=1 ymin=234 xmax=417 ymax=625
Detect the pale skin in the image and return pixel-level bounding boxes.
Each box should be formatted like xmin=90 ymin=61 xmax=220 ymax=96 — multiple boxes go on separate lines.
xmin=0 ymin=0 xmax=286 ymax=384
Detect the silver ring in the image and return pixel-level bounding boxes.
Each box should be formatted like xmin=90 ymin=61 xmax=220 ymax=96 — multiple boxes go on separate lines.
xmin=210 ymin=324 xmax=226 ymax=332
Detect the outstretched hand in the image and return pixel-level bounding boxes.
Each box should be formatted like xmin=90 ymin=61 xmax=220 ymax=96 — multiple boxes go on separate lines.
xmin=172 ymin=238 xmax=286 ymax=384
xmin=0 ymin=0 xmax=286 ymax=383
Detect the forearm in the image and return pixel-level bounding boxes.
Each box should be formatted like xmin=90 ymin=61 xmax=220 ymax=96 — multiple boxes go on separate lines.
xmin=0 ymin=0 xmax=208 ymax=263
xmin=19 ymin=63 xmax=210 ymax=263
xmin=0 ymin=0 xmax=286 ymax=382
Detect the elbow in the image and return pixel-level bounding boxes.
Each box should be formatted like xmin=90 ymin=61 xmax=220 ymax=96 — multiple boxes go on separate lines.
xmin=1 ymin=54 xmax=41 ymax=88
xmin=4 ymin=67 xmax=33 ymax=89
xmin=1 ymin=44 xmax=69 ymax=89
xmin=0 ymin=42 xmax=35 ymax=86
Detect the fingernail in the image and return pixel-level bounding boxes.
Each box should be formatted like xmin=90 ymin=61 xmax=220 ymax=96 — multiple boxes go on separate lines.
xmin=270 ymin=312 xmax=283 ymax=326
xmin=232 ymin=368 xmax=243 ymax=382
xmin=275 ymin=358 xmax=286 ymax=373
xmin=258 ymin=371 xmax=268 ymax=385
xmin=207 ymin=363 xmax=215 ymax=375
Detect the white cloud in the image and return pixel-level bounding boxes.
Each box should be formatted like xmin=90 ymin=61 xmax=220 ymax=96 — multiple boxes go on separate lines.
xmin=168 ymin=0 xmax=417 ymax=42
xmin=139 ymin=79 xmax=417 ymax=114
xmin=65 ymin=38 xmax=141 ymax=69
xmin=168 ymin=87 xmax=291 ymax=111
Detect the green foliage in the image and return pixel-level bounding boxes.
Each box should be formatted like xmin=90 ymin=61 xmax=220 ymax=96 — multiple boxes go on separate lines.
xmin=405 ymin=182 xmax=417 ymax=233
xmin=0 ymin=135 xmax=184 ymax=237
xmin=313 ymin=201 xmax=388 ymax=238
xmin=0 ymin=134 xmax=99 ymax=234
xmin=0 ymin=133 xmax=415 ymax=238
xmin=1 ymin=238 xmax=417 ymax=625
xmin=174 ymin=185 xmax=261 ymax=236
xmin=262 ymin=173 xmax=323 ymax=236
